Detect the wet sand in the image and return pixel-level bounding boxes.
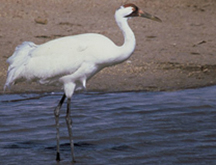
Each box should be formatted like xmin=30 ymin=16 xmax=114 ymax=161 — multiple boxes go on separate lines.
xmin=0 ymin=0 xmax=216 ymax=94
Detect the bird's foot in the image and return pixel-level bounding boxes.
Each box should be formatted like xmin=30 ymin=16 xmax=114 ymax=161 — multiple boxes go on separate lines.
xmin=56 ymin=152 xmax=60 ymax=161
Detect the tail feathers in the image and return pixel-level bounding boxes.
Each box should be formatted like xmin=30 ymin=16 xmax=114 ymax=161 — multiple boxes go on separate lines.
xmin=4 ymin=69 xmax=15 ymax=91
xmin=4 ymin=41 xmax=37 ymax=91
xmin=7 ymin=41 xmax=37 ymax=65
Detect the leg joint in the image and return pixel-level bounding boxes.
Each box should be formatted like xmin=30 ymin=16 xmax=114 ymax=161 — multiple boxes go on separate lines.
xmin=54 ymin=107 xmax=60 ymax=117
xmin=65 ymin=115 xmax=73 ymax=125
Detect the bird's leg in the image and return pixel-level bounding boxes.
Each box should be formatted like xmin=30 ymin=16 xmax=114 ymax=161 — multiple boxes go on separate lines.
xmin=65 ymin=98 xmax=76 ymax=162
xmin=54 ymin=94 xmax=66 ymax=161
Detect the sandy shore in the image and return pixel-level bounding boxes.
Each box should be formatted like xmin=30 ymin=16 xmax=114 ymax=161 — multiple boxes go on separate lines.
xmin=1 ymin=0 xmax=216 ymax=94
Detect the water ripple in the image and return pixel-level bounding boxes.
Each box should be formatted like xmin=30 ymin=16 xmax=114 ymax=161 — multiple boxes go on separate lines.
xmin=0 ymin=86 xmax=216 ymax=164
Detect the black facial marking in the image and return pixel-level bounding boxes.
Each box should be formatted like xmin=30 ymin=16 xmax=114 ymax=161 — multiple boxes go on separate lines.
xmin=123 ymin=3 xmax=139 ymax=17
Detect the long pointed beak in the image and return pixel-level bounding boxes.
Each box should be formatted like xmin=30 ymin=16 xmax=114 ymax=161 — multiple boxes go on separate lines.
xmin=139 ymin=10 xmax=162 ymax=22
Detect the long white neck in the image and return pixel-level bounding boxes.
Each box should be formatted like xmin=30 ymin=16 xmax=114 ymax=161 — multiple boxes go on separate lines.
xmin=114 ymin=11 xmax=136 ymax=63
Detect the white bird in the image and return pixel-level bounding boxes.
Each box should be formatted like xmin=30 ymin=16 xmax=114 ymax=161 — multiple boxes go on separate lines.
xmin=4 ymin=3 xmax=161 ymax=162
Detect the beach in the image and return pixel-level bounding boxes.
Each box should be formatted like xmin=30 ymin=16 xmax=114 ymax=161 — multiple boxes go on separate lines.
xmin=0 ymin=0 xmax=216 ymax=93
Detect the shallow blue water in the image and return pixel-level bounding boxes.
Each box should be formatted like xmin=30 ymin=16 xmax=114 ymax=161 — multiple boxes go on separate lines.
xmin=0 ymin=86 xmax=216 ymax=165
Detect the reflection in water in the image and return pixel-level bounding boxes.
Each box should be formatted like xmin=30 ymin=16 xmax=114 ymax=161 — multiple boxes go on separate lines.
xmin=0 ymin=86 xmax=216 ymax=165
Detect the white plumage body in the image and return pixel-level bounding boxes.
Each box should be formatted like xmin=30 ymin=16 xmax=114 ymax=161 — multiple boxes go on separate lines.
xmin=5 ymin=33 xmax=130 ymax=93
xmin=5 ymin=6 xmax=137 ymax=98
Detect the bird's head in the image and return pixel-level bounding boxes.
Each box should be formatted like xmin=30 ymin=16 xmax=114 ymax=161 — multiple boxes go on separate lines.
xmin=116 ymin=3 xmax=161 ymax=22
